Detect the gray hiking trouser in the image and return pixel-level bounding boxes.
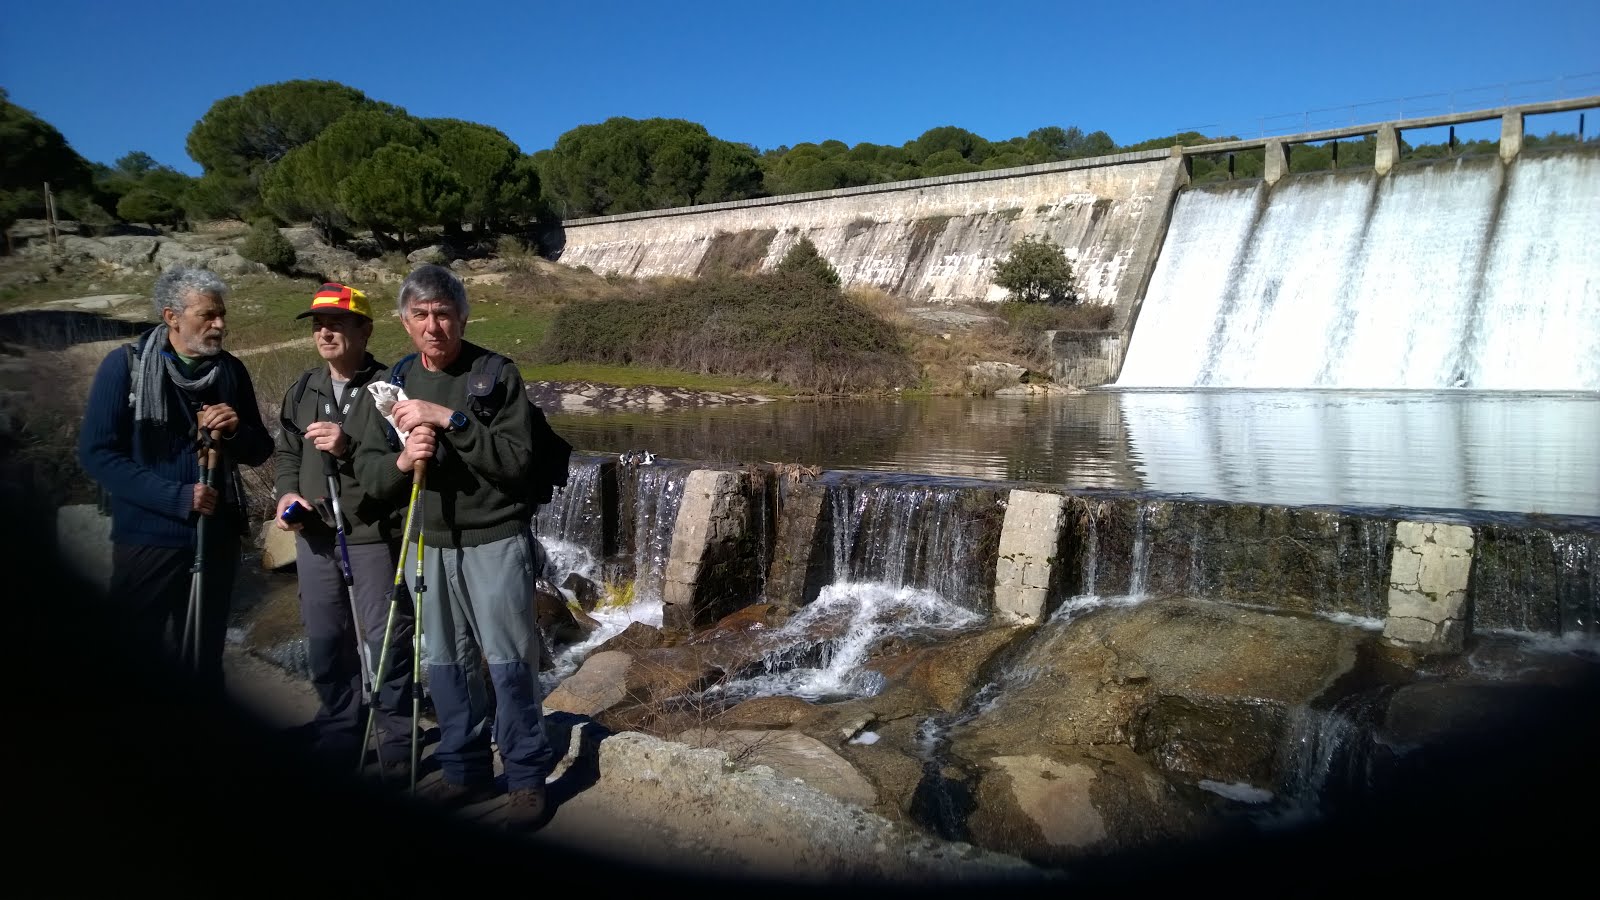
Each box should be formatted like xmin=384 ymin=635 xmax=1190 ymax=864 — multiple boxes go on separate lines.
xmin=403 ymin=529 xmax=555 ymax=791
xmin=296 ymin=532 xmax=415 ymax=764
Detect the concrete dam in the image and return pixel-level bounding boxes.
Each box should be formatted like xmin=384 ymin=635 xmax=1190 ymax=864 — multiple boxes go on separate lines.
xmin=549 ymin=96 xmax=1600 ymax=392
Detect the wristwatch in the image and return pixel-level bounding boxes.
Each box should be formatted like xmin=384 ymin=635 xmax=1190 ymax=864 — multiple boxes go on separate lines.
xmin=446 ymin=410 xmax=469 ymax=433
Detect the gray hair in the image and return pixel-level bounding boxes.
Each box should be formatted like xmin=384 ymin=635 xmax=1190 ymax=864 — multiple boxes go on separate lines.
xmin=151 ymin=266 xmax=229 ymax=319
xmin=396 ymin=264 xmax=470 ymax=321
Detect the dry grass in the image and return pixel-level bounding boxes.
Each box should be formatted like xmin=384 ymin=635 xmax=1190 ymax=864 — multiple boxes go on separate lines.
xmin=846 ymin=287 xmax=1052 ymax=393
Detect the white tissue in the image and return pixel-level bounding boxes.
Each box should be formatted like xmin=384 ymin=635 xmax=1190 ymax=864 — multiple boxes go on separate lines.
xmin=366 ymin=381 xmax=411 ymax=443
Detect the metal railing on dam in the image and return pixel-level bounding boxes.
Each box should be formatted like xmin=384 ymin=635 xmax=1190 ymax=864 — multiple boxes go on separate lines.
xmin=559 ymin=95 xmax=1600 ymax=227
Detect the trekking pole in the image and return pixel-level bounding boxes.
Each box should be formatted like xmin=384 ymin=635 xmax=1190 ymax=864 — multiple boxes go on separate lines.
xmin=357 ymin=459 xmax=424 ymax=778
xmin=181 ymin=428 xmax=221 ymax=674
xmin=409 ymin=458 xmax=428 ymax=796
xmin=322 ymin=450 xmax=367 ymax=687
xmin=321 ymin=400 xmax=380 ymax=749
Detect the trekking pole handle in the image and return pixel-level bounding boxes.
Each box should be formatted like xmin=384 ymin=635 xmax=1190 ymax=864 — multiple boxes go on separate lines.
xmin=203 ymin=429 xmax=221 ymax=474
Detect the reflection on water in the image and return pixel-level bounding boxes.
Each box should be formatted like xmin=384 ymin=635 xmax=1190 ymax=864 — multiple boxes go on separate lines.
xmin=545 ymin=389 xmax=1600 ymax=517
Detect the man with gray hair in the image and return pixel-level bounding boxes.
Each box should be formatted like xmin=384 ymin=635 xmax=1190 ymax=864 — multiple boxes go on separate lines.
xmin=78 ymin=265 xmax=273 ymax=694
xmin=348 ymin=263 xmax=564 ymax=832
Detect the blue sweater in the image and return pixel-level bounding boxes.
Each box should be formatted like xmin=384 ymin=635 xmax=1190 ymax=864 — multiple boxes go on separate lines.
xmin=77 ymin=339 xmax=273 ymax=549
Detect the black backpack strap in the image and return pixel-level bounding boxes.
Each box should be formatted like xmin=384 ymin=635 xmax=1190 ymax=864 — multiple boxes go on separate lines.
xmin=292 ymin=369 xmax=314 ymax=408
xmin=280 ymin=369 xmax=316 ymax=437
xmin=467 ymin=351 xmax=511 ymax=418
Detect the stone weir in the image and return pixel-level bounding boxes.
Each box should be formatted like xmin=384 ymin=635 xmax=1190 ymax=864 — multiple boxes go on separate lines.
xmin=544 ymin=452 xmax=1598 ymax=652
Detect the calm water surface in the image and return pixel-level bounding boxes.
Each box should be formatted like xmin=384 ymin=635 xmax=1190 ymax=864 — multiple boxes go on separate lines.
xmin=546 ymin=388 xmax=1600 ymax=518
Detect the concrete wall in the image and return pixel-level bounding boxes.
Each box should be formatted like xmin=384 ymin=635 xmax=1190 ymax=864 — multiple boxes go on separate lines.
xmin=1043 ymin=330 xmax=1124 ymax=386
xmin=553 ymin=152 xmax=1178 ymax=314
xmin=554 ymin=456 xmax=1596 ymax=646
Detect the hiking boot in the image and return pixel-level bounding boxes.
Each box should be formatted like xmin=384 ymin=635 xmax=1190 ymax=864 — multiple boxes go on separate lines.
xmin=415 ymin=775 xmax=499 ymax=809
xmin=501 ymin=785 xmax=550 ymax=832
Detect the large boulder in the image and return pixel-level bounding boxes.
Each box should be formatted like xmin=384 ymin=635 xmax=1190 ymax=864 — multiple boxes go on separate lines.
xmin=941 ymin=598 xmax=1368 ymax=862
xmin=674 ymin=727 xmax=879 ymax=808
xmin=966 ymin=745 xmax=1204 ymax=865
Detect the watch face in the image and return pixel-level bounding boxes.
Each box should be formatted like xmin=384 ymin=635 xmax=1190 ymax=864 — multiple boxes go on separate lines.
xmin=451 ymin=411 xmax=468 ymax=430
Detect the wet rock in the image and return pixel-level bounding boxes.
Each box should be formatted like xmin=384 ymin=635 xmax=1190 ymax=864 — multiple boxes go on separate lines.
xmin=546 ymin=649 xmax=632 ymax=717
xmin=675 ymin=727 xmax=879 ymax=808
xmin=959 ymin=599 xmax=1362 ymax=757
xmin=866 ymin=624 xmax=1030 ymax=712
xmin=832 ymin=715 xmax=931 ymax=824
xmin=686 ymin=601 xmax=793 ymax=674
xmin=623 ymin=646 xmax=721 ymax=702
xmin=535 ymin=586 xmax=594 ymax=646
xmin=562 ymin=572 xmax=602 ymax=611
xmin=966 ymin=745 xmax=1201 ymax=865
xmin=1135 ymin=694 xmax=1287 ymax=788
xmin=720 ymin=695 xmax=824 ymax=728
xmin=236 ymin=576 xmax=308 ymax=668
xmin=942 ymin=597 xmax=1366 ymax=856
xmin=593 ymin=621 xmax=664 ymax=655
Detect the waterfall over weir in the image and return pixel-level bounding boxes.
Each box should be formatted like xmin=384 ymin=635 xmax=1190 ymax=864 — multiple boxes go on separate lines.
xmin=1116 ymin=150 xmax=1600 ymax=390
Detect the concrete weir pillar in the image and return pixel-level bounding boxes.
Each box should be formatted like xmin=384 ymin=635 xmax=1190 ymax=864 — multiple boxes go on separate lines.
xmin=662 ymin=469 xmax=748 ymax=631
xmin=1500 ymin=110 xmax=1524 ymax=163
xmin=1263 ymin=140 xmax=1290 ymax=186
xmin=766 ymin=481 xmax=831 ymax=609
xmin=993 ymin=490 xmax=1068 ymax=624
xmin=1382 ymin=522 xmax=1475 ymax=654
xmin=1374 ymin=124 xmax=1399 ymax=176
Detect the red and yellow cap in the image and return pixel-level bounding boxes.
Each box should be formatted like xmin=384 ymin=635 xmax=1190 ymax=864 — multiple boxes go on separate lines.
xmin=296 ymin=283 xmax=372 ymax=320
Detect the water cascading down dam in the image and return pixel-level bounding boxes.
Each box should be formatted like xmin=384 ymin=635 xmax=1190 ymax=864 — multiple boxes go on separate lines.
xmin=1115 ymin=147 xmax=1600 ymax=390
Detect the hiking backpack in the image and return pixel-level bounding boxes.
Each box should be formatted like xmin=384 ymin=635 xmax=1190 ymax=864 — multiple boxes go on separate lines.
xmin=386 ymin=351 xmax=572 ymax=506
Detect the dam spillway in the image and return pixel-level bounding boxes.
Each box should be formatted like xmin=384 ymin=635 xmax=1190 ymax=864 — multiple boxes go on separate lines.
xmin=1115 ymin=149 xmax=1600 ymax=391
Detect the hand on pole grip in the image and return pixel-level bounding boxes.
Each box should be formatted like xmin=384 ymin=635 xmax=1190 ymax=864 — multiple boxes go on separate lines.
xmin=192 ymin=483 xmax=219 ymax=515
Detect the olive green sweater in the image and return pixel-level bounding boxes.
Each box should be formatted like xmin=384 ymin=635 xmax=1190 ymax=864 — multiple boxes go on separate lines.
xmin=347 ymin=341 xmax=536 ymax=549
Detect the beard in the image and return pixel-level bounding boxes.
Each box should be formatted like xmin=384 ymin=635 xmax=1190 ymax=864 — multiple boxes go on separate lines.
xmin=187 ymin=329 xmax=227 ymax=357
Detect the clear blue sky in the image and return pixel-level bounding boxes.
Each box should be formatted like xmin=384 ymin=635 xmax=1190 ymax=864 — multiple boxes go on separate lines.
xmin=3 ymin=0 xmax=1597 ymax=174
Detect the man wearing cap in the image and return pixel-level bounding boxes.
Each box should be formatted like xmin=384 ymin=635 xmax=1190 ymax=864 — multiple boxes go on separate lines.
xmin=272 ymin=283 xmax=415 ymax=774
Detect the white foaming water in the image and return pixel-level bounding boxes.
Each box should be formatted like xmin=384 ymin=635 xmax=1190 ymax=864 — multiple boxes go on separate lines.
xmin=716 ymin=580 xmax=984 ymax=702
xmin=540 ymin=595 xmax=665 ymax=688
xmin=536 ymin=536 xmax=600 ymax=587
xmin=1047 ymin=592 xmax=1145 ymax=626
xmin=1199 ymin=780 xmax=1275 ymax=804
xmin=1474 ymin=154 xmax=1600 ymax=389
xmin=1117 ymin=153 xmax=1600 ymax=390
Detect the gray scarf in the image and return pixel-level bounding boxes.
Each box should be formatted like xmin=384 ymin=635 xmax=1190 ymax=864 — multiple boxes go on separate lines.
xmin=128 ymin=324 xmax=244 ymax=512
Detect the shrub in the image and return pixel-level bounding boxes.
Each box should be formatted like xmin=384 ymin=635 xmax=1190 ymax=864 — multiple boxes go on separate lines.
xmin=774 ymin=236 xmax=840 ymax=287
xmin=993 ymin=234 xmax=1079 ymax=304
xmin=996 ymin=300 xmax=1113 ymax=332
xmin=537 ymin=271 xmax=916 ymax=393
xmin=238 ymin=219 xmax=297 ymax=272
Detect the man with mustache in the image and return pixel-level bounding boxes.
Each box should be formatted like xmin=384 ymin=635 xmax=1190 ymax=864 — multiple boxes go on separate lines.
xmin=272 ymin=283 xmax=415 ymax=775
xmin=78 ymin=265 xmax=273 ymax=694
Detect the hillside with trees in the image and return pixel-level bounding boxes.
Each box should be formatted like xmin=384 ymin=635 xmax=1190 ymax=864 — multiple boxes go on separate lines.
xmin=6 ymin=77 xmax=1589 ymax=252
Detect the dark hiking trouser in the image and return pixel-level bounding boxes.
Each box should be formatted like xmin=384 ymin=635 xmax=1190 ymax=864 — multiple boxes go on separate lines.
xmin=108 ymin=530 xmax=240 ymax=695
xmin=295 ymin=532 xmax=415 ymax=764
xmin=404 ymin=530 xmax=555 ymax=791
